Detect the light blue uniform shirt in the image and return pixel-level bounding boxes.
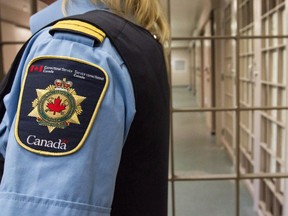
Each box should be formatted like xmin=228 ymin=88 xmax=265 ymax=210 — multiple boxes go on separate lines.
xmin=0 ymin=1 xmax=135 ymax=215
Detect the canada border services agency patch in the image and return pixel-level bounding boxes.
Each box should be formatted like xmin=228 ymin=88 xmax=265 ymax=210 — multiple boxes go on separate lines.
xmin=15 ymin=56 xmax=109 ymax=156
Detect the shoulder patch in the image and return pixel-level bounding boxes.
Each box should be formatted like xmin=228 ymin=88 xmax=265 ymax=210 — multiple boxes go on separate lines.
xmin=15 ymin=56 xmax=109 ymax=156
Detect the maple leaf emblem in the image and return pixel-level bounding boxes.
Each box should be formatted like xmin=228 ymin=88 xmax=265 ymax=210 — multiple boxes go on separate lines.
xmin=47 ymin=96 xmax=66 ymax=115
xmin=28 ymin=78 xmax=86 ymax=133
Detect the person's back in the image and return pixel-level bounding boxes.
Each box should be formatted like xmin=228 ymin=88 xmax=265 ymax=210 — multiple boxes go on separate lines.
xmin=0 ymin=0 xmax=170 ymax=215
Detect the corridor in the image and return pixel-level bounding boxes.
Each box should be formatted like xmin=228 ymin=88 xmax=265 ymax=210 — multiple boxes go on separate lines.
xmin=170 ymin=87 xmax=257 ymax=216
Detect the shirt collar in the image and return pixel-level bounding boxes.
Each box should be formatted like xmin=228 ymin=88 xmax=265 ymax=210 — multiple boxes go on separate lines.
xmin=30 ymin=0 xmax=109 ymax=34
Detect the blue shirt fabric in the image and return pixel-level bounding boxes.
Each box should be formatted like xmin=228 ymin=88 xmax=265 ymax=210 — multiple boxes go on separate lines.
xmin=30 ymin=0 xmax=109 ymax=34
xmin=0 ymin=1 xmax=135 ymax=215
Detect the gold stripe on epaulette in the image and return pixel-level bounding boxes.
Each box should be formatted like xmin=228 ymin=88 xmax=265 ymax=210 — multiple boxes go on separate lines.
xmin=51 ymin=20 xmax=106 ymax=43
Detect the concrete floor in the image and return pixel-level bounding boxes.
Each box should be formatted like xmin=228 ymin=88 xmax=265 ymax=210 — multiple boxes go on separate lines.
xmin=168 ymin=87 xmax=258 ymax=216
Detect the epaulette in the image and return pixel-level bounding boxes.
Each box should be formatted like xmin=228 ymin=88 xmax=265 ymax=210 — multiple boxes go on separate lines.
xmin=50 ymin=20 xmax=106 ymax=43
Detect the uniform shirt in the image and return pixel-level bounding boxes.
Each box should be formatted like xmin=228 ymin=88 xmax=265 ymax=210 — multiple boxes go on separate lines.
xmin=30 ymin=0 xmax=109 ymax=34
xmin=0 ymin=1 xmax=135 ymax=215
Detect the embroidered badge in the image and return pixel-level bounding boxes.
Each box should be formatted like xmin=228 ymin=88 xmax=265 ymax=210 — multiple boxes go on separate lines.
xmin=28 ymin=78 xmax=86 ymax=133
xmin=15 ymin=56 xmax=109 ymax=156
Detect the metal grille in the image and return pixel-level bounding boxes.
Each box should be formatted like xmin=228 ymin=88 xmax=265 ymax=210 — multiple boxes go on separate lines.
xmin=168 ymin=0 xmax=288 ymax=216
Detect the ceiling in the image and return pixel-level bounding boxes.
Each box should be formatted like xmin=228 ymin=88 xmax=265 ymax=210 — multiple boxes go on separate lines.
xmin=162 ymin=0 xmax=211 ymax=37
xmin=0 ymin=0 xmax=212 ymax=47
xmin=160 ymin=0 xmax=212 ymax=47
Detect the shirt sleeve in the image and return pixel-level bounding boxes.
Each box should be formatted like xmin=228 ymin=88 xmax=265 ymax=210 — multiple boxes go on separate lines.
xmin=0 ymin=58 xmax=24 ymax=182
xmin=29 ymin=0 xmax=63 ymax=34
xmin=0 ymin=29 xmax=136 ymax=215
xmin=0 ymin=60 xmax=25 ymax=158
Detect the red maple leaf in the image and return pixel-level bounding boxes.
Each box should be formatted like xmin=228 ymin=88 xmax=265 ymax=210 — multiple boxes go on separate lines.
xmin=47 ymin=96 xmax=66 ymax=115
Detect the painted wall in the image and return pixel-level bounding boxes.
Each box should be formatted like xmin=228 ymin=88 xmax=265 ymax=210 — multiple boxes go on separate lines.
xmin=171 ymin=48 xmax=191 ymax=87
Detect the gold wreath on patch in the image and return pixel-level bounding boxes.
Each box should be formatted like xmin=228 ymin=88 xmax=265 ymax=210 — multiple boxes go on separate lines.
xmin=28 ymin=78 xmax=86 ymax=133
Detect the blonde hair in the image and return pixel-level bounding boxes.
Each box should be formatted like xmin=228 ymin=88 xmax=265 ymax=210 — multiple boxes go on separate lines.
xmin=62 ymin=0 xmax=170 ymax=45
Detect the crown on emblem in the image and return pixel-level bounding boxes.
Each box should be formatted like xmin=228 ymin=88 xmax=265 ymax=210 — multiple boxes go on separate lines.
xmin=54 ymin=78 xmax=73 ymax=90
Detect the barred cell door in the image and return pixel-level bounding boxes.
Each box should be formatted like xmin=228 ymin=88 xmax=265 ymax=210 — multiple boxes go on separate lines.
xmin=256 ymin=1 xmax=288 ymax=215
xmin=238 ymin=0 xmax=256 ymax=190
xmin=221 ymin=2 xmax=237 ymax=161
xmin=239 ymin=0 xmax=288 ymax=216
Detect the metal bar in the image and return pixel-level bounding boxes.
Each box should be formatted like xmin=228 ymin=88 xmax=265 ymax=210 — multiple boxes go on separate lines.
xmin=0 ymin=18 xmax=30 ymax=29
xmin=30 ymin=0 xmax=38 ymax=15
xmin=241 ymin=173 xmax=288 ymax=179
xmin=236 ymin=1 xmax=241 ymax=215
xmin=0 ymin=18 xmax=30 ymax=30
xmin=210 ymin=11 xmax=216 ymax=135
xmin=172 ymin=35 xmax=288 ymax=40
xmin=192 ymin=44 xmax=197 ymax=95
xmin=0 ymin=42 xmax=26 ymax=45
xmin=172 ymin=106 xmax=288 ymax=112
xmin=167 ymin=0 xmax=176 ymax=215
xmin=171 ymin=174 xmax=237 ymax=181
xmin=200 ymin=39 xmax=205 ymax=107
xmin=168 ymin=173 xmax=288 ymax=181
